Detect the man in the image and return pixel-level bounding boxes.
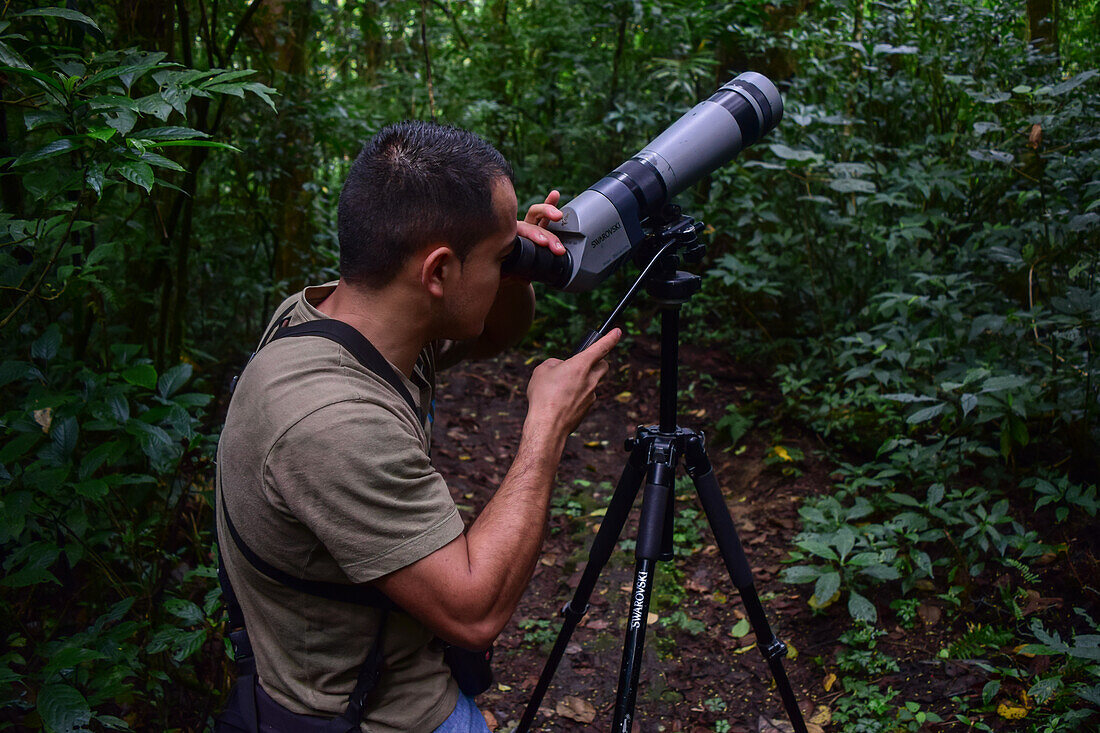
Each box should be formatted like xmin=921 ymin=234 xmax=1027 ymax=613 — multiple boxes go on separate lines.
xmin=216 ymin=120 xmax=620 ymax=731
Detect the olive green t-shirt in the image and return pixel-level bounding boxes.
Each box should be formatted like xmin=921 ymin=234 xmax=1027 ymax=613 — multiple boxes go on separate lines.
xmin=215 ymin=283 xmax=465 ymax=731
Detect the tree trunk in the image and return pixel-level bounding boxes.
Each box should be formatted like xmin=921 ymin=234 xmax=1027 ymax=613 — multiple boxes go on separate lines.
xmin=255 ymin=0 xmax=318 ymax=292
xmin=1027 ymin=0 xmax=1059 ymax=55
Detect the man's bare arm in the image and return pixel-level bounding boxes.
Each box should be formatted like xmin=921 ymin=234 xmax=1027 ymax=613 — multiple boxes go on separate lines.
xmin=372 ymin=328 xmax=621 ymax=649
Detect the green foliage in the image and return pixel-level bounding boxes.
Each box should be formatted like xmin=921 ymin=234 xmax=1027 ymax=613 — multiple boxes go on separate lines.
xmin=0 ymin=333 xmax=216 ymax=728
xmin=0 ymin=0 xmax=1096 ymax=728
xmin=945 ymin=610 xmax=1100 ymax=731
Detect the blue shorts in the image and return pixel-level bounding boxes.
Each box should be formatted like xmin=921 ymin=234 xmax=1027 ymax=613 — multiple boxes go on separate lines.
xmin=432 ymin=694 xmax=491 ymax=733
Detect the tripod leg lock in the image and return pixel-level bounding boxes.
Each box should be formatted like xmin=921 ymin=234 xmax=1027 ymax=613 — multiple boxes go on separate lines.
xmin=561 ymin=601 xmax=589 ymax=621
xmin=763 ymin=638 xmax=788 ymax=662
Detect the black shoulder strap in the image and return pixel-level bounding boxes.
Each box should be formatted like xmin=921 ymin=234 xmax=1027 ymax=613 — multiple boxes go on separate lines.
xmin=216 ymin=307 xmax=408 ymax=727
xmin=220 ymin=493 xmax=396 ymax=610
xmin=270 ymin=319 xmax=418 ymax=417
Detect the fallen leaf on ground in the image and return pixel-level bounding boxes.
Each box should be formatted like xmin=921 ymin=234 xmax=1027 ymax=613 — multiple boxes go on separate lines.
xmin=556 ymin=696 xmax=597 ymax=723
xmin=918 ymin=602 xmax=941 ymax=626
xmin=823 ymin=672 xmax=837 ymax=692
xmin=809 ymin=705 xmax=831 ymax=725
xmin=997 ymin=703 xmax=1029 ymax=719
xmin=481 ymin=709 xmax=497 ymax=730
xmin=757 ymin=715 xmax=794 ymax=733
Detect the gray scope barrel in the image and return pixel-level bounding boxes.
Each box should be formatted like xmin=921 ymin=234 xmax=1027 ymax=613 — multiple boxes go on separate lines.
xmin=504 ymin=71 xmax=783 ymax=291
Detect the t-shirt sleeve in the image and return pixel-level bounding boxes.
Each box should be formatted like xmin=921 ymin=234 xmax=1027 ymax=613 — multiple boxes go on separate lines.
xmin=265 ymin=399 xmax=464 ymax=584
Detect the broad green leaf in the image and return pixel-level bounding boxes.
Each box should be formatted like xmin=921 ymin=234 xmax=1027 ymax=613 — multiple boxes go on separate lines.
xmin=122 ymin=364 xmax=157 ymax=389
xmin=146 ymin=140 xmax=241 ymax=153
xmin=908 ymin=403 xmax=946 ymax=424
xmin=829 ymin=177 xmax=876 ymax=194
xmin=140 ymin=151 xmax=185 ymax=172
xmin=81 ymin=53 xmax=167 ymax=90
xmin=769 ymin=144 xmax=819 ymax=162
xmin=729 ymin=618 xmax=751 ymax=638
xmin=36 ymin=683 xmax=92 ymax=733
xmin=0 ymin=432 xmax=40 ymax=463
xmin=982 ymin=680 xmax=1001 ymax=705
xmin=50 ymin=416 xmax=78 ymax=457
xmin=981 ymin=375 xmax=1028 ymax=393
xmin=0 ymin=40 xmax=30 ymax=70
xmin=780 ymin=565 xmax=823 ymax=584
xmin=243 ymin=82 xmax=279 ymax=111
xmin=74 ymin=479 xmax=108 ymax=499
xmin=861 ymin=564 xmax=901 ymax=580
xmin=960 ymin=393 xmax=978 ymax=417
xmin=883 ymin=393 xmax=936 ymax=403
xmin=23 ymin=109 xmax=67 ymax=131
xmin=158 ymin=363 xmax=192 ymax=398
xmin=164 ymin=597 xmax=204 ymax=626
xmin=812 ymin=571 xmax=841 ymax=605
xmin=887 ymin=492 xmax=920 ymax=507
xmin=834 ymin=527 xmax=856 ymax=561
xmin=913 ymin=550 xmax=933 ymax=577
xmin=204 ymin=82 xmax=246 ymax=98
xmin=848 ymin=591 xmax=877 ymax=623
xmin=0 ymin=360 xmax=31 ymax=388
xmin=13 ymin=138 xmax=76 ymax=167
xmin=1050 ymin=70 xmax=1098 ymax=96
xmin=16 ymin=7 xmax=101 ymax=34
xmin=116 ymin=160 xmax=154 ymax=193
xmin=32 ymin=326 xmax=61 ymax=361
xmin=795 ymin=538 xmax=838 ymax=561
xmin=1028 ymin=677 xmax=1061 ymax=704
xmin=2 ymin=543 xmax=60 ymax=588
xmin=105 ymin=108 xmax=137 ymax=136
xmin=136 ymin=126 xmax=210 ymax=141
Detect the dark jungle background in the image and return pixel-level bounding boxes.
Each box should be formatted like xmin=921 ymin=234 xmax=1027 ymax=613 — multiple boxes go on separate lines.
xmin=1 ymin=0 xmax=1097 ymax=731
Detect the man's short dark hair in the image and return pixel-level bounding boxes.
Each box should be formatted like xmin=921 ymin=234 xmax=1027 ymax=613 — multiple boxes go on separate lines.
xmin=337 ymin=120 xmax=515 ymax=288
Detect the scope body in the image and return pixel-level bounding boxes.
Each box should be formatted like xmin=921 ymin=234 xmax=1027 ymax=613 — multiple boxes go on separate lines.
xmin=505 ymin=71 xmax=782 ymax=291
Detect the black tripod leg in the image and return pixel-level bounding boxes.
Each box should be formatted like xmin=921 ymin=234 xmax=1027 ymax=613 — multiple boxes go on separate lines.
xmin=516 ymin=440 xmax=648 ymax=733
xmin=613 ymin=449 xmax=675 ymax=733
xmin=684 ymin=436 xmax=808 ymax=733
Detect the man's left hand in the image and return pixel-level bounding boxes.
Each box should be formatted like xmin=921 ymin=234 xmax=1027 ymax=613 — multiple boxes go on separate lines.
xmin=516 ymin=190 xmax=565 ymax=256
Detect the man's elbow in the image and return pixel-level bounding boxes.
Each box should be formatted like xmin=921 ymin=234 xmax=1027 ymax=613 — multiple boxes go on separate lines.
xmin=437 ymin=610 xmax=509 ymax=651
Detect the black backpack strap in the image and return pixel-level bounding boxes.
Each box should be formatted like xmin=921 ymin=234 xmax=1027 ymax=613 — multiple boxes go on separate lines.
xmin=328 ymin=611 xmax=390 ymax=732
xmin=258 ymin=303 xmax=298 ymax=351
xmin=219 ymin=308 xmax=418 ymax=728
xmin=220 ymin=492 xmax=397 ymax=611
xmin=269 ymin=319 xmax=418 ymax=416
xmin=230 ymin=303 xmax=297 ymax=395
xmin=215 ymin=525 xmax=259 ymax=732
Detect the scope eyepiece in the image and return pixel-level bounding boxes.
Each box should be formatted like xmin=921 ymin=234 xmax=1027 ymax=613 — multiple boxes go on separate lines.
xmin=502 ymin=236 xmax=572 ymax=288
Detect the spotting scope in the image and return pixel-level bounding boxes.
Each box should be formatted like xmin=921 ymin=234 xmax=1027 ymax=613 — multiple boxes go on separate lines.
xmin=503 ymin=71 xmax=782 ymax=291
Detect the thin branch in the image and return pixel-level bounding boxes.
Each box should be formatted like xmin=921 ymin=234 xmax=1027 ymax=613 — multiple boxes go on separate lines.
xmin=223 ymin=0 xmax=266 ymax=65
xmin=429 ymin=0 xmax=470 ymax=50
xmin=197 ymin=0 xmax=219 ymax=69
xmin=420 ymin=0 xmax=437 ymax=120
xmin=0 ymin=185 xmax=86 ymax=330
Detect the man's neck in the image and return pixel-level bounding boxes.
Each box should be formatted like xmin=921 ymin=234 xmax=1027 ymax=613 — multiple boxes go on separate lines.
xmin=314 ymin=279 xmax=430 ymax=377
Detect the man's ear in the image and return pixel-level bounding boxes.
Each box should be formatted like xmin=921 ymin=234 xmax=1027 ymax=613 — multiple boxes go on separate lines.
xmin=420 ymin=244 xmax=458 ymax=299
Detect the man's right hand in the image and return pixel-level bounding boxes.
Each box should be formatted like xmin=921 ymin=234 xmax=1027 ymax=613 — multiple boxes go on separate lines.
xmin=525 ymin=328 xmax=622 ymax=440
xmin=373 ymin=327 xmax=621 ymax=651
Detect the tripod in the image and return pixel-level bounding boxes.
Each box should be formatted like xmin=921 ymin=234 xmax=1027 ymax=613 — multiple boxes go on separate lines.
xmin=517 ymin=213 xmax=808 ymax=733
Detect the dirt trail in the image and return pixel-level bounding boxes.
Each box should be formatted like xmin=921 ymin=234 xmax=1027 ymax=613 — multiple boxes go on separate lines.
xmin=433 ymin=337 xmax=830 ymax=732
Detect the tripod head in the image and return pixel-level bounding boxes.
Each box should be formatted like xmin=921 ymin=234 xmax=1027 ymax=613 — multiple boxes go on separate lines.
xmin=574 ymin=206 xmax=706 ymax=353
xmin=634 ymin=207 xmax=706 ymax=305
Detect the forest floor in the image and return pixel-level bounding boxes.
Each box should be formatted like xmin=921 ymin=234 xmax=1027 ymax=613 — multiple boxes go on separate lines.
xmin=431 ymin=335 xmax=871 ymax=733
xmin=431 ymin=334 xmax=1100 ymax=733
